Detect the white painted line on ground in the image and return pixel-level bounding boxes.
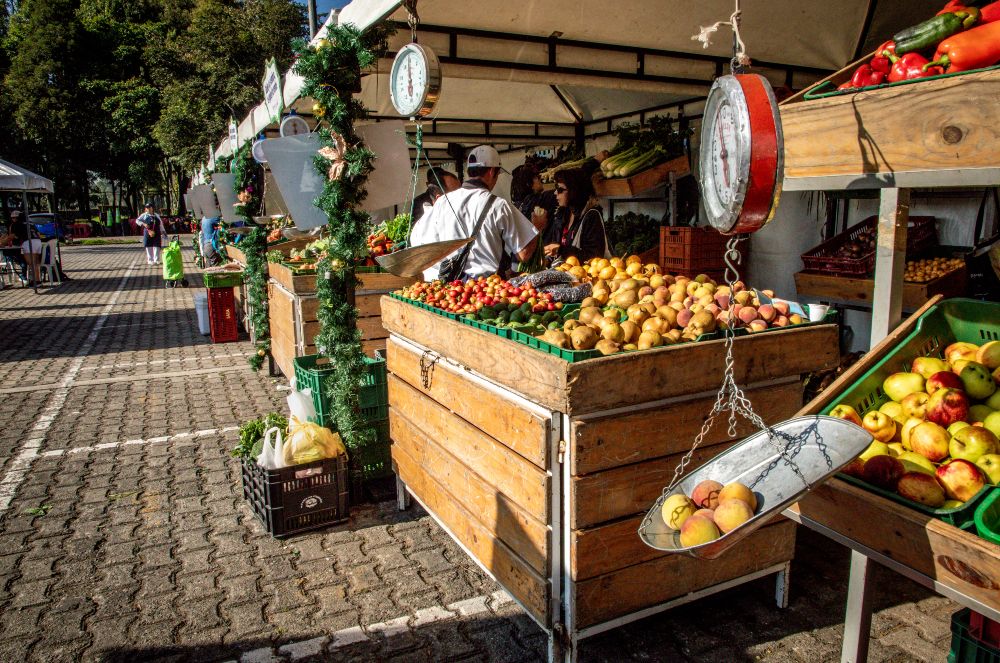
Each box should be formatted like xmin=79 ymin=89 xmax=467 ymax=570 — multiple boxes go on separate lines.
xmin=78 ymin=353 xmax=246 ymax=372
xmin=0 ymin=364 xmax=252 ymax=394
xmin=37 ymin=426 xmax=240 ymax=458
xmin=236 ymin=590 xmax=513 ymax=662
xmin=0 ymin=258 xmax=139 ymax=512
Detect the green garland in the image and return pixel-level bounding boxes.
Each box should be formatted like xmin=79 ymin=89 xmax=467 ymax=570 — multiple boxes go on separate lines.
xmin=231 ymin=142 xmax=270 ymax=370
xmin=293 ymin=23 xmax=392 ymax=454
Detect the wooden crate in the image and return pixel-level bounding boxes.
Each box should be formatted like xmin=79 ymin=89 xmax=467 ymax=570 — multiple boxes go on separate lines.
xmin=593 ymin=156 xmax=690 ymax=197
xmin=780 ymin=67 xmax=1000 ymax=191
xmin=385 ymin=299 xmax=840 ymax=629
xmin=794 ymin=267 xmax=967 ymax=310
xmin=225 ymin=244 xmax=247 ymax=264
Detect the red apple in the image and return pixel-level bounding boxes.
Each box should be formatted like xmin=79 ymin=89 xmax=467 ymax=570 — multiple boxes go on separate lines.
xmin=926 ymin=388 xmax=970 ymax=428
xmin=896 ymin=471 xmax=947 ymax=508
xmin=830 ymin=404 xmax=863 ymax=426
xmin=861 ymin=454 xmax=904 ymax=490
xmin=911 ymin=356 xmax=950 ymax=380
xmin=945 ymin=342 xmax=980 ymax=368
xmin=926 ymin=371 xmax=964 ymax=396
xmin=936 ymin=459 xmax=986 ymax=502
xmin=909 ymin=421 xmax=951 ymax=463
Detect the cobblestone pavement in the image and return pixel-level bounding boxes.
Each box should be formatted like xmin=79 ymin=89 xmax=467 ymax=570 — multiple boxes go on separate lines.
xmin=0 ymin=242 xmax=957 ymax=662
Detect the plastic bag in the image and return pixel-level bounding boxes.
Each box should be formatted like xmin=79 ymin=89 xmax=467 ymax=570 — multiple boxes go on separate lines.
xmin=256 ymin=426 xmax=286 ymax=470
xmin=287 ymin=389 xmax=317 ymax=422
xmin=283 ymin=416 xmax=347 ymax=466
xmin=163 ymin=239 xmax=184 ymax=280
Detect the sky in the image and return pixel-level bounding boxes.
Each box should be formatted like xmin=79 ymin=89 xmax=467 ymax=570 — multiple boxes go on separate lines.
xmin=299 ymin=0 xmax=352 ymax=21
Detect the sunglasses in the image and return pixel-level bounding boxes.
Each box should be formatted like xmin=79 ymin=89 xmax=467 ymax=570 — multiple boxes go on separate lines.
xmin=555 ymin=186 xmax=568 ymax=193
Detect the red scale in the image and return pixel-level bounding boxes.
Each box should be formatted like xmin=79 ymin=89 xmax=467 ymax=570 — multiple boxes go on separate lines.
xmin=698 ymin=74 xmax=784 ymax=235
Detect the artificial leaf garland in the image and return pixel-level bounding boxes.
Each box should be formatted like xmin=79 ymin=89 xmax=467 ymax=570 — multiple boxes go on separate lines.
xmin=231 ymin=142 xmax=270 ymax=371
xmin=293 ymin=23 xmax=393 ymax=455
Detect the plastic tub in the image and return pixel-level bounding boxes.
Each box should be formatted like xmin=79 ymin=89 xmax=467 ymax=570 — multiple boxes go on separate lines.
xmin=193 ymin=291 xmax=210 ymax=335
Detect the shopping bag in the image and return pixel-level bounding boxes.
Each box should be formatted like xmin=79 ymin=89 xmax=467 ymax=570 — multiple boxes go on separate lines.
xmin=163 ymin=239 xmax=184 ymax=280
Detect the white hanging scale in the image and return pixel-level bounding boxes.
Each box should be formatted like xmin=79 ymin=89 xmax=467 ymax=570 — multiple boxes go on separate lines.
xmin=638 ymin=4 xmax=872 ymax=559
xmin=390 ymin=4 xmax=441 ymax=118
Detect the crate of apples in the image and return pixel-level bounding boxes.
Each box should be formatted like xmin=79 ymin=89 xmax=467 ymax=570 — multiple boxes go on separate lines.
xmin=661 ymin=480 xmax=759 ymax=547
xmin=903 ymin=256 xmax=963 ymax=283
xmin=397 ymin=275 xmax=556 ymax=316
xmin=830 ymin=339 xmax=1000 ymax=515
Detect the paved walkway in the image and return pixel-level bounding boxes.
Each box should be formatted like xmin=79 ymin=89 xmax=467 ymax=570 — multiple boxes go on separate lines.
xmin=0 ymin=242 xmax=956 ymax=662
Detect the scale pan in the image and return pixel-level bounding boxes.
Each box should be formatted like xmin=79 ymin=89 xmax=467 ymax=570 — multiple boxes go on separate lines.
xmin=375 ymin=238 xmax=472 ymax=278
xmin=639 ymin=416 xmax=872 ymax=560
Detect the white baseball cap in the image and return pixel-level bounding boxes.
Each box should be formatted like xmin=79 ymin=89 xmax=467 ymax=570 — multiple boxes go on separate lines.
xmin=467 ymin=145 xmax=509 ymax=174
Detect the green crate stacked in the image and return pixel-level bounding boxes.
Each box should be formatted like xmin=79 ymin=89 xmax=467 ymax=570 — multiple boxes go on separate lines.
xmin=293 ymin=352 xmax=391 ymax=481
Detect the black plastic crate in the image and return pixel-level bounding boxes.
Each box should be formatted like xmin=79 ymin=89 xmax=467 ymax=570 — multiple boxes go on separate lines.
xmin=240 ymin=455 xmax=349 ymax=538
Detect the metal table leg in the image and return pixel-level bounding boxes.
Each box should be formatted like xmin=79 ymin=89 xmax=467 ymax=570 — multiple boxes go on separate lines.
xmin=841 ymin=550 xmax=875 ymax=663
xmin=396 ymin=475 xmax=410 ymax=511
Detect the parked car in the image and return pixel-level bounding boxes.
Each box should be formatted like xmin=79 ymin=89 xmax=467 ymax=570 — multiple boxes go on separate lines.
xmin=27 ymin=213 xmax=68 ymax=241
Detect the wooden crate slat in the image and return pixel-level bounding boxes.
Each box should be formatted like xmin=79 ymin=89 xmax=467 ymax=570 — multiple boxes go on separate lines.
xmin=388 ymin=340 xmax=549 ymax=468
xmin=572 ymin=380 xmax=803 ymax=475
xmin=390 ymin=409 xmax=549 ymax=574
xmin=571 ymin=440 xmax=739 ymax=529
xmin=574 ymin=520 xmax=796 ymax=628
xmin=388 ymin=375 xmax=549 ymax=521
xmin=381 ymin=296 xmax=570 ymax=411
xmin=794 ymin=268 xmax=967 ymax=310
xmin=565 ymin=324 xmax=837 ymax=415
xmin=394 ymin=442 xmax=549 ymax=623
xmin=793 ymin=479 xmax=1000 ymax=608
xmin=356 ymin=272 xmax=415 ymax=291
xmin=303 ymin=317 xmax=386 ymax=346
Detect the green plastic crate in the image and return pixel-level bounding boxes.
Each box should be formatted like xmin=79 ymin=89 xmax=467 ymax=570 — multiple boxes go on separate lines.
xmin=293 ymin=352 xmax=388 ymax=430
xmin=203 ymin=271 xmax=244 ymax=288
xmin=837 ymin=474 xmax=990 ymax=531
xmin=821 ymin=299 xmax=1000 ymax=525
xmin=950 ymin=609 xmax=1000 ymax=663
xmin=975 ymin=488 xmax=1000 ymax=545
xmin=355 ymin=418 xmax=392 ymax=481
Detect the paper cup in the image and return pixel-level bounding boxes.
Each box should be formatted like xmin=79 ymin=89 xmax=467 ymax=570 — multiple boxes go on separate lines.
xmin=808 ymin=304 xmax=829 ymax=322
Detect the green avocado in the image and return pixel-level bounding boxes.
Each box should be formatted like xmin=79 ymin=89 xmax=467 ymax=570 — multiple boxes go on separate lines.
xmin=510 ymin=309 xmax=526 ymax=323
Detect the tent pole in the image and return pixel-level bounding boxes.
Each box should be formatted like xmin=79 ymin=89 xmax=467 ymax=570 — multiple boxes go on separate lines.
xmin=307 ymin=0 xmax=317 ymax=38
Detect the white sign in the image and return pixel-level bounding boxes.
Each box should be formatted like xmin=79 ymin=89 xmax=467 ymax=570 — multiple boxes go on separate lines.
xmin=229 ymin=119 xmax=239 ymax=154
xmin=262 ymin=58 xmax=283 ymax=124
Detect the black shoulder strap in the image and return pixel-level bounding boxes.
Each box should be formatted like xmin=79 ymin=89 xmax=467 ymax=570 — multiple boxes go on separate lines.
xmin=450 ymin=193 xmax=496 ymax=275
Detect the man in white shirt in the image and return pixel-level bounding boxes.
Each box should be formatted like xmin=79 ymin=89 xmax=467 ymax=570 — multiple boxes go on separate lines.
xmin=411 ymin=146 xmax=544 ymax=281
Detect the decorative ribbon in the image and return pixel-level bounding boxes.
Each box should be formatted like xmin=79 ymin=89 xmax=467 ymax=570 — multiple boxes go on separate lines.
xmin=318 ymin=133 xmax=349 ymax=181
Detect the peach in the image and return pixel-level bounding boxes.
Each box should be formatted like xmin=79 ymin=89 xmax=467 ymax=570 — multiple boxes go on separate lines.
xmin=773 ymin=301 xmax=790 ymax=316
xmin=738 ymin=306 xmax=758 ymax=324
xmin=713 ymin=498 xmax=755 ymax=533
xmin=748 ymin=319 xmax=768 ymax=333
xmin=772 ymin=315 xmax=789 ymax=327
xmin=679 ymin=514 xmax=721 ymax=547
xmin=690 ymin=479 xmax=724 ymax=509
xmin=717 ymin=482 xmax=757 ymax=510
xmin=661 ymin=494 xmax=696 ymax=530
xmin=692 ymin=508 xmax=716 ymax=522
xmin=757 ymin=304 xmax=776 ymax=322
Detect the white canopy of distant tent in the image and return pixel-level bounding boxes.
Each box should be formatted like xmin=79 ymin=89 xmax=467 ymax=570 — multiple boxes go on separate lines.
xmin=0 ymin=158 xmax=54 ymax=194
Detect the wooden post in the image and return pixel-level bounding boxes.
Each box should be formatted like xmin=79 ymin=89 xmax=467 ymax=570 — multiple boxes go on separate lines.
xmin=869 ymin=188 xmax=910 ymax=346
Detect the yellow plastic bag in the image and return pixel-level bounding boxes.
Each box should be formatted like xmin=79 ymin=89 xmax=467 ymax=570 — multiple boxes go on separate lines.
xmin=282 ymin=416 xmax=348 ymax=466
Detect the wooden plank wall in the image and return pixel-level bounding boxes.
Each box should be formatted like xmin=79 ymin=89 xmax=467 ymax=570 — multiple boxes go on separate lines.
xmin=388 ymin=338 xmax=552 ymax=624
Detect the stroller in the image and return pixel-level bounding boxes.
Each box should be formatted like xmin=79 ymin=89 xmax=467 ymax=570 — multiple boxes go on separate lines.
xmin=163 ymin=235 xmax=190 ymax=288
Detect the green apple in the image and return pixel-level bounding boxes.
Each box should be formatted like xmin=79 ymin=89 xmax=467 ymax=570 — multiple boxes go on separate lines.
xmin=859 ymin=441 xmax=890 ymax=462
xmin=984 ymin=411 xmax=1000 ymax=440
xmin=976 ymin=453 xmax=1000 ymax=484
xmin=948 ymin=425 xmax=999 ymax=463
xmin=897 ymin=451 xmax=936 ymax=476
xmin=969 ymin=404 xmax=996 ymax=423
xmin=960 ymin=361 xmax=997 ymax=400
xmin=985 ymin=389 xmax=1000 ymax=411
xmin=948 ymin=421 xmax=972 ymax=436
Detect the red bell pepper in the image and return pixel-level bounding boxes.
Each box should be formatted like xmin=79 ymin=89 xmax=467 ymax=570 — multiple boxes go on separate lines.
xmin=878 ymin=40 xmax=897 ymax=58
xmin=870 ymin=53 xmax=892 ymax=74
xmin=851 ymin=64 xmax=888 ymax=87
xmin=983 ymin=1 xmax=1000 ymax=22
xmin=887 ymin=52 xmax=944 ymax=81
xmin=925 ymin=19 xmax=1000 ymax=71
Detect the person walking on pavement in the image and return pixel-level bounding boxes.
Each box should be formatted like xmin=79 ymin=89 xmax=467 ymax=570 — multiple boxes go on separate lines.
xmin=137 ymin=202 xmax=166 ymax=264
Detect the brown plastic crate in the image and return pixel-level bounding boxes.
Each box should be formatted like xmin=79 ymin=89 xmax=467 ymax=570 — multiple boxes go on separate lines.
xmin=659 ymin=226 xmax=747 ymax=275
xmin=801 ymin=216 xmax=936 ymax=277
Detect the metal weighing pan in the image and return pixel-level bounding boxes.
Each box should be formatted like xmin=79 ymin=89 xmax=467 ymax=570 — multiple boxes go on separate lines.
xmin=376 ymin=238 xmax=472 ymax=278
xmin=639 ymin=416 xmax=873 ymax=560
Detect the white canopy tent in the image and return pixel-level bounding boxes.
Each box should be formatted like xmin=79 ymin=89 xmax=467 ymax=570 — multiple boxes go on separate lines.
xmin=0 ymin=158 xmax=54 ymax=195
xmin=213 ymin=0 xmax=943 ymax=164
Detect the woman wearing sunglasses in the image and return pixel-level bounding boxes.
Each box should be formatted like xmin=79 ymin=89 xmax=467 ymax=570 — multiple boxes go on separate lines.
xmin=544 ymin=168 xmax=611 ymax=263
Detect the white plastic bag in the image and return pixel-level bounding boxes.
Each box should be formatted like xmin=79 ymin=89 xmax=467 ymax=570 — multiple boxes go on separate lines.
xmin=287 ymin=388 xmax=317 ymax=423
xmin=256 ymin=426 xmax=286 ymax=470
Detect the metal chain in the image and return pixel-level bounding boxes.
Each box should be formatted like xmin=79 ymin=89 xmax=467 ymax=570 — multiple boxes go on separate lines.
xmin=404 ymin=0 xmax=419 ymax=43
xmin=419 ymin=350 xmax=439 ymax=389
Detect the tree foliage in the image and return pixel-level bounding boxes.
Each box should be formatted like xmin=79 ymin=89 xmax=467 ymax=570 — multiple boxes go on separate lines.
xmin=0 ymin=0 xmax=306 ymax=213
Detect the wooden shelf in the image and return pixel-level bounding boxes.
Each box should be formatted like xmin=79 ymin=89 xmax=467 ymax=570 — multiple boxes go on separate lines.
xmin=592 ymin=155 xmax=689 ymax=198
xmin=794 ymin=267 xmax=967 ymax=310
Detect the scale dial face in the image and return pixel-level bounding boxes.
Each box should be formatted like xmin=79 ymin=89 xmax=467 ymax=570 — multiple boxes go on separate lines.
xmin=390 ymin=43 xmax=441 ymax=118
xmin=698 ymin=74 xmax=783 ymax=235
xmin=280 ymin=115 xmax=310 ymax=137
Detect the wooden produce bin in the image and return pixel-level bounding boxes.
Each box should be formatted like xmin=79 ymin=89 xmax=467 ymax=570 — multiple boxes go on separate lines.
xmin=786 ymin=298 xmax=1000 ymax=629
xmin=794 ymin=267 xmax=967 ymax=310
xmin=592 ymin=156 xmax=690 ymax=198
xmin=268 ymin=263 xmax=413 ymax=379
xmin=382 ymin=296 xmax=840 ymax=660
